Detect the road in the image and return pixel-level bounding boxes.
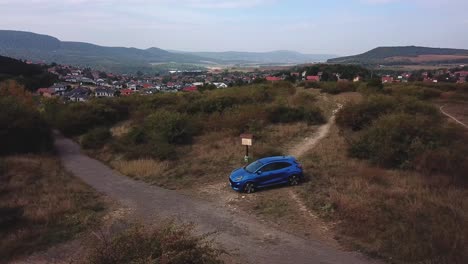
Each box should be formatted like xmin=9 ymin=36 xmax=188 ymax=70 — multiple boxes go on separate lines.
xmin=54 ymin=132 xmax=379 ymax=264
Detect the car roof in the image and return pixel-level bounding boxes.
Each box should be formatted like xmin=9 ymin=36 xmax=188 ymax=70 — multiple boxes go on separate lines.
xmin=257 ymin=156 xmax=296 ymax=164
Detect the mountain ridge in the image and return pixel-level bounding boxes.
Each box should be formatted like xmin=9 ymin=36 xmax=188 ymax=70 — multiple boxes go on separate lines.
xmin=328 ymin=46 xmax=468 ymax=65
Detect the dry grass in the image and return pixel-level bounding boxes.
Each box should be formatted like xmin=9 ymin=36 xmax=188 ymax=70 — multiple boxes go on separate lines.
xmin=111 ymin=159 xmax=170 ymax=181
xmin=299 ymin=123 xmax=468 ymax=263
xmin=110 ymin=120 xmax=133 ymax=137
xmin=108 ymin=122 xmax=316 ymax=190
xmin=0 ymin=155 xmax=104 ymax=262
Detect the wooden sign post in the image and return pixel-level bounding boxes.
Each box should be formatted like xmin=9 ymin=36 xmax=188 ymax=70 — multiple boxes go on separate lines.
xmin=240 ymin=133 xmax=253 ymax=163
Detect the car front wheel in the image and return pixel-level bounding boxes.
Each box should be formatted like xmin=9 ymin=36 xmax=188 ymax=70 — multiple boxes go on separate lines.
xmin=244 ymin=182 xmax=255 ymax=193
xmin=289 ymin=175 xmax=300 ymax=186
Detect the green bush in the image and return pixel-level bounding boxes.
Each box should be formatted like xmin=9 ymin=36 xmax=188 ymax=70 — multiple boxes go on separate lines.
xmin=267 ymin=106 xmax=325 ymax=125
xmin=54 ymin=102 xmax=122 ymax=136
xmin=0 ymin=97 xmax=52 ymax=155
xmin=349 ymin=113 xmax=448 ymax=168
xmin=387 ymin=85 xmax=442 ymax=100
xmin=85 ymin=224 xmax=223 ymax=264
xmin=304 ymin=81 xmax=321 ymax=89
xmin=336 ymin=95 xmax=398 ymax=130
xmin=81 ymin=127 xmax=111 ymax=149
xmin=321 ymin=81 xmax=356 ymax=94
xmin=146 ymin=111 xmax=197 ymax=144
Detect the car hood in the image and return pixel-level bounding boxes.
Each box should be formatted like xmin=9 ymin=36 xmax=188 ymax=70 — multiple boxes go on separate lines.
xmin=230 ymin=167 xmax=249 ymax=180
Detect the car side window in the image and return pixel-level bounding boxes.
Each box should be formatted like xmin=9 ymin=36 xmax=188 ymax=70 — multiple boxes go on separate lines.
xmin=276 ymin=162 xmax=291 ymax=170
xmin=260 ymin=163 xmax=277 ymax=172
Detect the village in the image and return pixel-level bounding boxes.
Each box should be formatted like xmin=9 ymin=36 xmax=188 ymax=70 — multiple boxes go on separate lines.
xmin=36 ymin=63 xmax=468 ymax=102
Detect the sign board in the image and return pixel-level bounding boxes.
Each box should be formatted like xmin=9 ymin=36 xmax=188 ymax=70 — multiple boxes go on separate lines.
xmin=240 ymin=133 xmax=253 ymax=146
xmin=242 ymin=138 xmax=252 ymax=146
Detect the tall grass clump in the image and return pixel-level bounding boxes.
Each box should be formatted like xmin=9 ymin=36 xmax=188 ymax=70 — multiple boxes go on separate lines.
xmin=84 ymin=223 xmax=223 ymax=264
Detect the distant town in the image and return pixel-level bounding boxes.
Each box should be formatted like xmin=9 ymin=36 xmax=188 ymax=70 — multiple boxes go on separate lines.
xmin=34 ymin=61 xmax=468 ymax=102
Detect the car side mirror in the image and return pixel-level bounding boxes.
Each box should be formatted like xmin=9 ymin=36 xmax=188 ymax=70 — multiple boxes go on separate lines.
xmin=256 ymin=170 xmax=262 ymax=175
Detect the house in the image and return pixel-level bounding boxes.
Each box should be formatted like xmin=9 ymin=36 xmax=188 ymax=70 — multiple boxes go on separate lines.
xmin=64 ymin=87 xmax=90 ymax=102
xmin=95 ymin=87 xmax=116 ymax=98
xmin=266 ymin=76 xmax=282 ymax=82
xmin=306 ymin=76 xmax=320 ymax=82
xmin=382 ymin=76 xmax=394 ymax=83
xmin=142 ymin=83 xmax=153 ymax=89
xmin=183 ymin=86 xmax=198 ymax=92
xmin=455 ymin=71 xmax=468 ymax=78
xmin=120 ymin=89 xmax=134 ymax=96
xmin=50 ymin=83 xmax=68 ymax=95
xmin=213 ymin=82 xmax=228 ymax=89
xmin=193 ymin=82 xmax=204 ymax=87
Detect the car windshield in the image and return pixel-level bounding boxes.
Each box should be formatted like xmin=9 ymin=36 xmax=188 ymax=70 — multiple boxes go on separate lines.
xmin=245 ymin=161 xmax=263 ymax=173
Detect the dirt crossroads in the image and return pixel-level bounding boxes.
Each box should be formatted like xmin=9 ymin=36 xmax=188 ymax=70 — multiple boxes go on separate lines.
xmin=54 ymin=121 xmax=378 ymax=264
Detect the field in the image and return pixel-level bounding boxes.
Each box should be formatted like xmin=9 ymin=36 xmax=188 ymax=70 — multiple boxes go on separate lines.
xmin=385 ymin=54 xmax=468 ymax=63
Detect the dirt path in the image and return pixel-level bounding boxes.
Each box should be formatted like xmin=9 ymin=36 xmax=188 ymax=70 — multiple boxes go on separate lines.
xmin=288 ymin=104 xmax=343 ymax=158
xmin=53 ymin=132 xmax=378 ymax=264
xmin=440 ymin=105 xmax=468 ymax=129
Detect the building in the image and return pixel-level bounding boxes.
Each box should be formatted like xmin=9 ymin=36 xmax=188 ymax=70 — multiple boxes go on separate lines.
xmin=266 ymin=76 xmax=282 ymax=82
xmin=306 ymin=76 xmax=320 ymax=82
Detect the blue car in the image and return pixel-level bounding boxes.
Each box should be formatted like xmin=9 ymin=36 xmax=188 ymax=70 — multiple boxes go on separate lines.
xmin=229 ymin=156 xmax=303 ymax=193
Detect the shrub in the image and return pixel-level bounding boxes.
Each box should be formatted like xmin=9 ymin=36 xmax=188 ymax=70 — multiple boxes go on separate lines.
xmin=146 ymin=111 xmax=197 ymax=144
xmin=0 ymin=96 xmax=52 ymax=155
xmin=114 ymin=127 xmax=176 ymax=160
xmin=336 ymin=95 xmax=398 ymax=130
xmin=319 ymin=81 xmax=356 ymax=94
xmin=349 ymin=113 xmax=448 ymax=168
xmin=54 ymin=102 xmax=121 ymax=136
xmin=85 ymin=224 xmax=223 ymax=264
xmin=81 ymin=127 xmax=112 ymax=149
xmin=304 ymin=81 xmax=321 ymax=89
xmin=267 ymin=106 xmax=325 ymax=125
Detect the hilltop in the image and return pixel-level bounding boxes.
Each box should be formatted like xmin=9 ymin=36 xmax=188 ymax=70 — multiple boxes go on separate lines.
xmin=328 ymin=46 xmax=468 ymax=65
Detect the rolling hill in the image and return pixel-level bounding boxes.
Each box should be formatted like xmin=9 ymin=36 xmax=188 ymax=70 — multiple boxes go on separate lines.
xmin=0 ymin=30 xmax=220 ymax=72
xmin=0 ymin=30 xmax=334 ymax=72
xmin=328 ymin=46 xmax=468 ymax=65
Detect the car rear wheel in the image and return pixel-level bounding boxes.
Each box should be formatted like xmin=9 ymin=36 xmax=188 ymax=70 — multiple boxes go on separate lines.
xmin=289 ymin=175 xmax=300 ymax=186
xmin=244 ymin=182 xmax=255 ymax=193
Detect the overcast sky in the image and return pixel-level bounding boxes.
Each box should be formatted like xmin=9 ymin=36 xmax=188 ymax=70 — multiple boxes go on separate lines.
xmin=0 ymin=0 xmax=467 ymax=55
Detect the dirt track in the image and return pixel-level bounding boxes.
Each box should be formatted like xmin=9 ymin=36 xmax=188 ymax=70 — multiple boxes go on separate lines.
xmin=53 ymin=132 xmax=378 ymax=264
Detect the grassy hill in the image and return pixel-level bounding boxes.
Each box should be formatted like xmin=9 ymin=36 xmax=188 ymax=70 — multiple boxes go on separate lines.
xmin=328 ymin=46 xmax=468 ymax=65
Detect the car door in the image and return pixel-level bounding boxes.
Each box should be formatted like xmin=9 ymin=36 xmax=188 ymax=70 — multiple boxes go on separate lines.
xmin=256 ymin=163 xmax=278 ymax=187
xmin=272 ymin=162 xmax=293 ymax=184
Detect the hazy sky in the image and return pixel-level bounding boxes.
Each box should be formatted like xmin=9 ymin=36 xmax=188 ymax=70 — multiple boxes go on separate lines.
xmin=0 ymin=0 xmax=467 ymax=55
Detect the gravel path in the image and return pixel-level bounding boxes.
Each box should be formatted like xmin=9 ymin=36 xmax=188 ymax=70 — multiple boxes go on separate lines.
xmin=54 ymin=132 xmax=379 ymax=264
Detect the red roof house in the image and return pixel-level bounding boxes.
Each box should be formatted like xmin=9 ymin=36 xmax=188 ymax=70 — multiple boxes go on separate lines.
xmin=183 ymin=86 xmax=198 ymax=92
xmin=266 ymin=76 xmax=282 ymax=82
xmin=142 ymin=83 xmax=152 ymax=89
xmin=306 ymin=76 xmax=320 ymax=82
xmin=121 ymin=89 xmax=134 ymax=96
xmin=381 ymin=76 xmax=394 ymax=83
